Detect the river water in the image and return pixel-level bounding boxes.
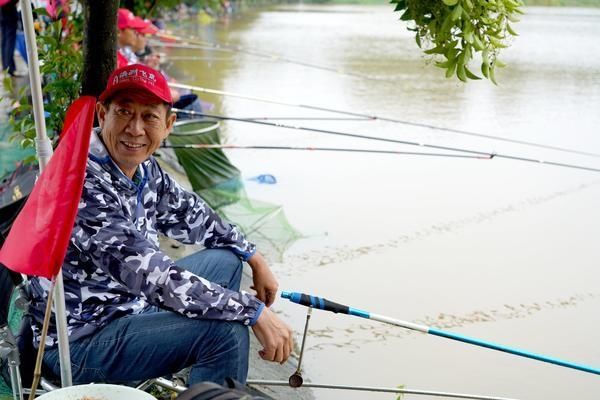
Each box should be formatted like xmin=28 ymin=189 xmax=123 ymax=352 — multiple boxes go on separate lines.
xmin=167 ymin=5 xmax=600 ymax=399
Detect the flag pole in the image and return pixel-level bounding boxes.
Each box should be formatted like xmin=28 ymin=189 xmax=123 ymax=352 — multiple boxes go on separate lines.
xmin=20 ymin=0 xmax=73 ymax=387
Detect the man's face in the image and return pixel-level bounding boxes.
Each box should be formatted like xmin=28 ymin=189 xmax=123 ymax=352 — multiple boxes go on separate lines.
xmin=118 ymin=28 xmax=137 ymax=47
xmin=133 ymin=34 xmax=146 ymax=53
xmin=96 ymin=93 xmax=176 ymax=178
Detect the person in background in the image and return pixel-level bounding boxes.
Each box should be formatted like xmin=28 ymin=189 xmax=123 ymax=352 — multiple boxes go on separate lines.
xmin=132 ymin=19 xmax=204 ymax=119
xmin=0 ymin=0 xmax=22 ymax=77
xmin=117 ymin=8 xmax=145 ymax=67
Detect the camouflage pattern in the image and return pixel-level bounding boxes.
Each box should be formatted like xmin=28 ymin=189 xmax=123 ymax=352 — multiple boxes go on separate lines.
xmin=29 ymin=129 xmax=263 ymax=348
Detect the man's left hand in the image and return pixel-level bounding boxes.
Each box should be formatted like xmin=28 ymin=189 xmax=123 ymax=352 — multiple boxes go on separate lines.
xmin=248 ymin=252 xmax=278 ymax=307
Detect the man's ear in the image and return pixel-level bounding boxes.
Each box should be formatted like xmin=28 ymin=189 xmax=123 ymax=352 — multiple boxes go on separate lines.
xmin=164 ymin=111 xmax=176 ymax=138
xmin=96 ymin=102 xmax=107 ymax=129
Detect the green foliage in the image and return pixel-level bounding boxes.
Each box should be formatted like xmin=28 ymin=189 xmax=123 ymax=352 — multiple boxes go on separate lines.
xmin=128 ymin=0 xmax=222 ymax=18
xmin=3 ymin=7 xmax=83 ymax=151
xmin=390 ymin=0 xmax=524 ymax=83
xmin=395 ymin=384 xmax=406 ymax=400
xmin=524 ymin=0 xmax=600 ymax=5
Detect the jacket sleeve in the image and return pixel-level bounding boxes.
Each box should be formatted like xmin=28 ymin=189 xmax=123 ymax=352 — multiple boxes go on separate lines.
xmin=74 ymin=176 xmax=264 ymax=326
xmin=153 ymin=163 xmax=256 ymax=261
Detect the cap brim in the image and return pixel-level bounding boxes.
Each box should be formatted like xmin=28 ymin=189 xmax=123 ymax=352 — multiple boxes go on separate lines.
xmin=138 ymin=24 xmax=159 ymax=35
xmin=99 ymin=83 xmax=172 ymax=105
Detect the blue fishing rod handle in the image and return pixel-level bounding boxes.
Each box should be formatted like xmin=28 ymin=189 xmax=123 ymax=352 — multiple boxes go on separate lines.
xmin=281 ymin=291 xmax=350 ymax=314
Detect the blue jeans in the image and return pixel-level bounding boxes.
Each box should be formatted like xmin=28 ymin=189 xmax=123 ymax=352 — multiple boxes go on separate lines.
xmin=43 ymin=249 xmax=249 ymax=385
xmin=0 ymin=5 xmax=18 ymax=74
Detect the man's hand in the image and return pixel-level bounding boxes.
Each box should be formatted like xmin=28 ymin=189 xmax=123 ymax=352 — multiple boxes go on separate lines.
xmin=251 ymin=307 xmax=294 ymax=364
xmin=248 ymin=252 xmax=278 ymax=307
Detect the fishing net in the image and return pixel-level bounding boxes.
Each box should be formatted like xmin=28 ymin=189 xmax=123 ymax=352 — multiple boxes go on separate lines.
xmin=166 ymin=119 xmax=302 ymax=262
xmin=0 ymin=125 xmax=34 ymax=180
xmin=0 ymin=290 xmax=23 ymax=399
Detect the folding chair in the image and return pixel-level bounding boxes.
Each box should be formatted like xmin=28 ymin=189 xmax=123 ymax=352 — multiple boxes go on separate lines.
xmin=0 ymin=265 xmax=58 ymax=400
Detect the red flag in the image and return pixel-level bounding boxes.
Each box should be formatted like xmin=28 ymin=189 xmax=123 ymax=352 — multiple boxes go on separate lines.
xmin=0 ymin=96 xmax=96 ymax=278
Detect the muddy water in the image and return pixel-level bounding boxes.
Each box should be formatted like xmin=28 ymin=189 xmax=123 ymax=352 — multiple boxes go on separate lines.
xmin=167 ymin=5 xmax=600 ymax=399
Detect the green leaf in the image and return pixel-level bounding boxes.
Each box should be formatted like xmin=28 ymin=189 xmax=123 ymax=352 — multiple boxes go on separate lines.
xmin=393 ymin=0 xmax=407 ymax=11
xmin=464 ymin=66 xmax=482 ymax=80
xmin=394 ymin=1 xmax=407 ymax=12
xmin=481 ymin=62 xmax=490 ymax=78
xmin=456 ymin=62 xmax=467 ymax=82
xmin=489 ymin=65 xmax=498 ymax=85
xmin=445 ymin=60 xmax=458 ymax=78
xmin=424 ymin=45 xmax=446 ymax=55
xmin=400 ymin=9 xmax=413 ymax=21
xmin=493 ymin=58 xmax=507 ymax=68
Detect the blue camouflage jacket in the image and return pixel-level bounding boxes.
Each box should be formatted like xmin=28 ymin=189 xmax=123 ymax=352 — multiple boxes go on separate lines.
xmin=30 ymin=129 xmax=263 ymax=348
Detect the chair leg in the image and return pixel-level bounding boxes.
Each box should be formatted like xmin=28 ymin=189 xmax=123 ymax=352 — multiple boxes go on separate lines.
xmin=7 ymin=360 xmax=23 ymax=400
xmin=0 ymin=325 xmax=23 ymax=400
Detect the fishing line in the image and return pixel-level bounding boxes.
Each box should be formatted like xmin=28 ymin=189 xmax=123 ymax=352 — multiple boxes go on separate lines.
xmin=170 ymin=82 xmax=600 ymax=159
xmin=162 ymin=143 xmax=490 ymax=159
xmin=170 ymin=109 xmax=600 ymax=173
xmin=155 ymin=33 xmax=389 ymax=82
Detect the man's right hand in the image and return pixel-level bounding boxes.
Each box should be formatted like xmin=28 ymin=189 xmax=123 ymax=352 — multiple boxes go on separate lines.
xmin=251 ymin=307 xmax=294 ymax=364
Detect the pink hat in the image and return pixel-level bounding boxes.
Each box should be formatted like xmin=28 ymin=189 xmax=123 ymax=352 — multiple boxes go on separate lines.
xmin=99 ymin=64 xmax=172 ymax=105
xmin=117 ymin=8 xmax=146 ymax=30
xmin=134 ymin=17 xmax=159 ymax=35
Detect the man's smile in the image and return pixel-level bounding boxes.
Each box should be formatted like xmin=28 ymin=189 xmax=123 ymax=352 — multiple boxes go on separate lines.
xmin=120 ymin=141 xmax=147 ymax=150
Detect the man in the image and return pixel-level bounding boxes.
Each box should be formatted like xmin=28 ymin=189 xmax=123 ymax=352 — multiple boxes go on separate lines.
xmin=29 ymin=64 xmax=293 ymax=385
xmin=117 ymin=8 xmax=145 ymax=67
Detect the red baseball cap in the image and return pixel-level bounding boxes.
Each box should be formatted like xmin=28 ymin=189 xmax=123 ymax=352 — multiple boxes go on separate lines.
xmin=134 ymin=17 xmax=159 ymax=35
xmin=99 ymin=64 xmax=172 ymax=105
xmin=117 ymin=8 xmax=146 ymax=30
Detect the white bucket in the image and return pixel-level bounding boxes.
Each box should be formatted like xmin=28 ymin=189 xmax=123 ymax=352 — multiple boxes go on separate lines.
xmin=36 ymin=383 xmax=156 ymax=400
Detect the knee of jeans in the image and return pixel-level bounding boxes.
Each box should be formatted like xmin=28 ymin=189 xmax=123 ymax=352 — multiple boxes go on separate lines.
xmin=218 ymin=250 xmax=243 ymax=290
xmin=229 ymin=321 xmax=249 ymax=349
xmin=196 ymin=322 xmax=249 ymax=360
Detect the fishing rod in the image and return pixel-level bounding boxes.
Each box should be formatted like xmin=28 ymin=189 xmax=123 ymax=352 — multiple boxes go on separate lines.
xmin=150 ymin=41 xmax=235 ymax=53
xmin=247 ymin=380 xmax=519 ymax=400
xmin=161 ymin=143 xmax=491 ymax=159
xmin=170 ymin=109 xmax=600 ymax=173
xmin=166 ymin=56 xmax=235 ymax=61
xmin=170 ymin=82 xmax=600 ymax=159
xmin=246 ymin=117 xmax=372 ymax=121
xmin=281 ymin=291 xmax=600 ymax=376
xmin=247 ymin=307 xmax=520 ymax=400
xmin=155 ymin=33 xmax=387 ymax=82
xmin=174 ymin=108 xmax=371 ymax=121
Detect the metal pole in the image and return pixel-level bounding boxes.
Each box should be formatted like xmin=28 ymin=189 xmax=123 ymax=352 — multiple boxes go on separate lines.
xmin=20 ymin=0 xmax=72 ymax=387
xmin=20 ymin=0 xmax=51 ymax=169
xmin=8 ymin=355 xmax=24 ymax=400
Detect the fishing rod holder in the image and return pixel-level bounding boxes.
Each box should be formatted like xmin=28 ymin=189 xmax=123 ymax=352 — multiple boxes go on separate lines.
xmin=288 ymin=306 xmax=312 ymax=388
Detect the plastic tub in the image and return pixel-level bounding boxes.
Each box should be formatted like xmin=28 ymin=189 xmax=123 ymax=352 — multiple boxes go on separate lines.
xmin=35 ymin=383 xmax=156 ymax=400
